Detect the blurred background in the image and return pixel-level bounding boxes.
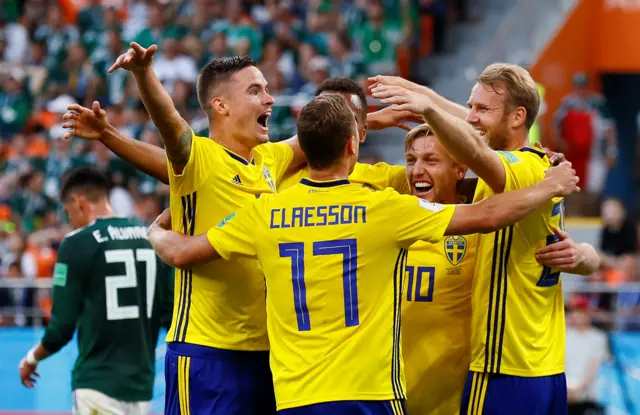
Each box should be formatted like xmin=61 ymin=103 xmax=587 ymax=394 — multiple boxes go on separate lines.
xmin=0 ymin=0 xmax=638 ymax=414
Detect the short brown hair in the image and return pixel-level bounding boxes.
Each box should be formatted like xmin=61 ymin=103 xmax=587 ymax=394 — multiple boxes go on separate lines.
xmin=196 ymin=56 xmax=256 ymax=114
xmin=404 ymin=124 xmax=434 ymax=153
xmin=297 ymin=94 xmax=356 ymax=169
xmin=477 ymin=63 xmax=540 ymax=129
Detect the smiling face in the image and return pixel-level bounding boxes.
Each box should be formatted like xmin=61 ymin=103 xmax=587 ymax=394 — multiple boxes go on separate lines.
xmin=405 ymin=128 xmax=466 ymax=204
xmin=465 ymin=82 xmax=513 ymax=151
xmin=220 ymin=66 xmax=274 ymax=147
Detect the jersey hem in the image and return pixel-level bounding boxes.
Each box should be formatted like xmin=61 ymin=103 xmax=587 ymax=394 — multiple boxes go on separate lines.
xmin=276 ymin=393 xmax=400 ymax=410
xmin=165 ymin=338 xmax=270 ymax=352
xmin=469 ymin=364 xmax=565 ymax=377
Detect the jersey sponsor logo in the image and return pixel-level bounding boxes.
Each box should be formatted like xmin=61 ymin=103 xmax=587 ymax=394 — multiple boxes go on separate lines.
xmin=53 ymin=263 xmax=68 ymax=287
xmin=262 ymin=165 xmax=276 ymax=193
xmin=497 ymin=150 xmax=520 ymax=164
xmin=231 ymin=175 xmax=242 ymax=185
xmin=418 ymin=198 xmax=444 ymax=212
xmin=216 ymin=212 xmax=236 ymax=228
xmin=444 ymin=236 xmax=467 ymax=266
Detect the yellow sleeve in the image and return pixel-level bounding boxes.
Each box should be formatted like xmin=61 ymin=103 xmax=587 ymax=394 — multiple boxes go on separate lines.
xmin=260 ymin=142 xmax=294 ymax=183
xmin=387 ymin=165 xmax=411 ymax=195
xmin=350 ymin=162 xmax=410 ymax=194
xmin=167 ymin=131 xmax=217 ymax=196
xmin=381 ymin=189 xmax=456 ymax=248
xmin=206 ymin=200 xmax=262 ymax=260
xmin=496 ymin=150 xmax=547 ymax=192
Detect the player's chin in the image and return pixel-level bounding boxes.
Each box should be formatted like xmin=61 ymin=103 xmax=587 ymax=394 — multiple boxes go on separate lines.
xmin=254 ymin=127 xmax=270 ymax=143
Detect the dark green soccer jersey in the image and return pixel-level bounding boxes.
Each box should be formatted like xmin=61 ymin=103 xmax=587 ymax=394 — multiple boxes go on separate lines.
xmin=41 ymin=217 xmax=174 ymax=402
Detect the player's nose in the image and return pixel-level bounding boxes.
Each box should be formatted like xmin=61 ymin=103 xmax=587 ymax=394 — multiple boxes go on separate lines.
xmin=263 ymin=92 xmax=275 ymax=106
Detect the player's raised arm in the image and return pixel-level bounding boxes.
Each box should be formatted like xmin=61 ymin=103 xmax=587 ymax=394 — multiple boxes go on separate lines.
xmin=372 ymin=84 xmax=507 ymax=193
xmin=369 ymin=75 xmax=470 ymax=120
xmin=109 ymin=42 xmax=192 ymax=174
xmin=63 ymin=102 xmax=170 ymax=184
xmin=535 ymin=229 xmax=602 ymax=275
xmin=147 ymin=209 xmax=220 ymax=268
xmin=444 ymin=162 xmax=579 ymax=235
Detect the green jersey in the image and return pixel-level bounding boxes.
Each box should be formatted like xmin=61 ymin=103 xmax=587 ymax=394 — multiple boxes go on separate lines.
xmin=42 ymin=217 xmax=174 ymax=402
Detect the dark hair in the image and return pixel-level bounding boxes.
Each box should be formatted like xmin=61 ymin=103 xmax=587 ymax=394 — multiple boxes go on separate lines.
xmin=60 ymin=167 xmax=111 ymax=203
xmin=197 ymin=56 xmax=257 ymax=114
xmin=315 ymin=77 xmax=367 ymax=121
xmin=297 ymin=94 xmax=356 ymax=170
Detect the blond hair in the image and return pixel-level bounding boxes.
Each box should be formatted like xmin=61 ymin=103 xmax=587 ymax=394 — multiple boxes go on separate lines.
xmin=477 ymin=63 xmax=540 ymax=129
xmin=404 ymin=124 xmax=434 ymax=152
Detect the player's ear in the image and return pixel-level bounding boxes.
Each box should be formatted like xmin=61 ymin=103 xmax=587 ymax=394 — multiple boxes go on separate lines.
xmin=511 ymin=106 xmax=526 ymax=129
xmin=346 ymin=135 xmax=358 ymax=156
xmin=211 ymin=97 xmax=228 ymax=116
xmin=455 ymin=164 xmax=468 ymax=181
xmin=359 ymin=124 xmax=368 ymax=144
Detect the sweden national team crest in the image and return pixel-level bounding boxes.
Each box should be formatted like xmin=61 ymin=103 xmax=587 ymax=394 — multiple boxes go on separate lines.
xmin=445 ymin=236 xmax=467 ymax=266
xmin=262 ymin=165 xmax=277 ymax=193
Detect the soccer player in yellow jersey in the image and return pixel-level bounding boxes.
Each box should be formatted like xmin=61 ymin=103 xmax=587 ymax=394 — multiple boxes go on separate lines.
xmin=372 ymin=64 xmax=601 ymax=415
xmin=401 ymin=124 xmax=475 ymax=415
xmin=93 ymin=45 xmax=305 ymax=414
xmin=147 ymin=94 xmax=580 ymax=415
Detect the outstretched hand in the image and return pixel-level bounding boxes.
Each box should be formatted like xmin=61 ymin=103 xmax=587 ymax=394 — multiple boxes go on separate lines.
xmin=62 ymin=101 xmax=108 ymax=141
xmin=371 ymin=84 xmax=435 ymax=115
xmin=367 ymin=106 xmax=424 ymax=131
xmin=368 ymin=75 xmax=426 ymax=95
xmin=108 ymin=42 xmax=157 ymax=73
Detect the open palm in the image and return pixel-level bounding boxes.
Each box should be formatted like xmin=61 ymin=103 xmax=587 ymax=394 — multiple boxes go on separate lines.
xmin=62 ymin=101 xmax=108 ymax=141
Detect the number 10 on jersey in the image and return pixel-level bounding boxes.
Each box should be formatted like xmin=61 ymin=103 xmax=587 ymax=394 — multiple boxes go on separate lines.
xmin=279 ymin=239 xmax=359 ymax=331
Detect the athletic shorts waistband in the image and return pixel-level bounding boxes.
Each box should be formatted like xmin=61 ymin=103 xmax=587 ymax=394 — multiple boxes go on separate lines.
xmin=167 ymin=342 xmax=270 ymax=360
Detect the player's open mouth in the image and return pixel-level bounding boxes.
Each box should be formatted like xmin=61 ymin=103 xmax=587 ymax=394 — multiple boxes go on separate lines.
xmin=413 ymin=181 xmax=433 ymax=195
xmin=257 ymin=112 xmax=270 ymax=132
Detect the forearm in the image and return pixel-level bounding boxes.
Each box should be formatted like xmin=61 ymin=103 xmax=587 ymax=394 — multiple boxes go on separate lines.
xmin=41 ymin=315 xmax=77 ymax=354
xmin=100 ymin=124 xmax=169 ymax=184
xmin=132 ymin=67 xmax=192 ymax=167
xmin=422 ymin=106 xmax=502 ymax=191
xmin=479 ymin=180 xmax=556 ymax=232
xmin=423 ymin=87 xmax=469 ymax=120
xmin=572 ymin=243 xmax=602 ymax=275
xmin=148 ymin=226 xmax=218 ymax=268
xmin=30 ymin=343 xmax=53 ymax=363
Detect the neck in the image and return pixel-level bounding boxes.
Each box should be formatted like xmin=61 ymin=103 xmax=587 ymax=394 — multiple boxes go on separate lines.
xmin=86 ymin=202 xmax=115 ymax=224
xmin=439 ymin=193 xmax=462 ymax=205
xmin=308 ymin=163 xmax=351 ymax=182
xmin=209 ymin=121 xmax=254 ymax=161
xmin=503 ymin=131 xmax=529 ymax=151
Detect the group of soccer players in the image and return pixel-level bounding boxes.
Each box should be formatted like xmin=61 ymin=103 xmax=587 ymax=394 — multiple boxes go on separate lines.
xmin=18 ymin=39 xmax=603 ymax=415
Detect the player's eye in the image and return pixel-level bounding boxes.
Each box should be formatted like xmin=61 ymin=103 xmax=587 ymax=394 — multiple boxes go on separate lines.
xmin=250 ymin=89 xmax=259 ymax=95
xmin=427 ymin=158 xmax=437 ymax=164
xmin=406 ymin=158 xmax=415 ymax=165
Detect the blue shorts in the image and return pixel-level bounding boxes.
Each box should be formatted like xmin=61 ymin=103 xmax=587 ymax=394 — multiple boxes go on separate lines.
xmin=164 ymin=342 xmax=276 ymax=415
xmin=460 ymin=371 xmax=567 ymax=415
xmin=279 ymin=400 xmax=407 ymax=415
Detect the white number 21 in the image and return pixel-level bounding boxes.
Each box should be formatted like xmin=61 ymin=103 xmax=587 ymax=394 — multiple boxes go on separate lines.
xmin=105 ymin=249 xmax=157 ymax=321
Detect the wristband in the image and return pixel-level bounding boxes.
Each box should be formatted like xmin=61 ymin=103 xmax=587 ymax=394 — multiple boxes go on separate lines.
xmin=26 ymin=347 xmax=38 ymax=366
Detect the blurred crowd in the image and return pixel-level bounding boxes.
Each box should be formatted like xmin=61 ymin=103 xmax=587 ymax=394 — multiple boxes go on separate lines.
xmin=0 ymin=0 xmax=472 ymax=325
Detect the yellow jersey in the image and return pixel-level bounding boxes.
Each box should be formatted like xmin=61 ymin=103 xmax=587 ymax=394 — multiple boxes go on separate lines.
xmin=279 ymin=162 xmax=411 ymax=194
xmin=470 ymin=148 xmax=565 ymax=377
xmin=403 ymin=234 xmax=476 ymax=415
xmin=166 ymin=132 xmax=293 ymax=350
xmin=207 ymin=179 xmax=455 ymax=410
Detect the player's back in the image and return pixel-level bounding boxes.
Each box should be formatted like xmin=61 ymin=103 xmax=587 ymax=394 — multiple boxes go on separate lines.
xmin=209 ymin=178 xmax=456 ymax=410
xmin=60 ymin=217 xmax=172 ymax=401
xmin=470 ymin=148 xmax=565 ymax=377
